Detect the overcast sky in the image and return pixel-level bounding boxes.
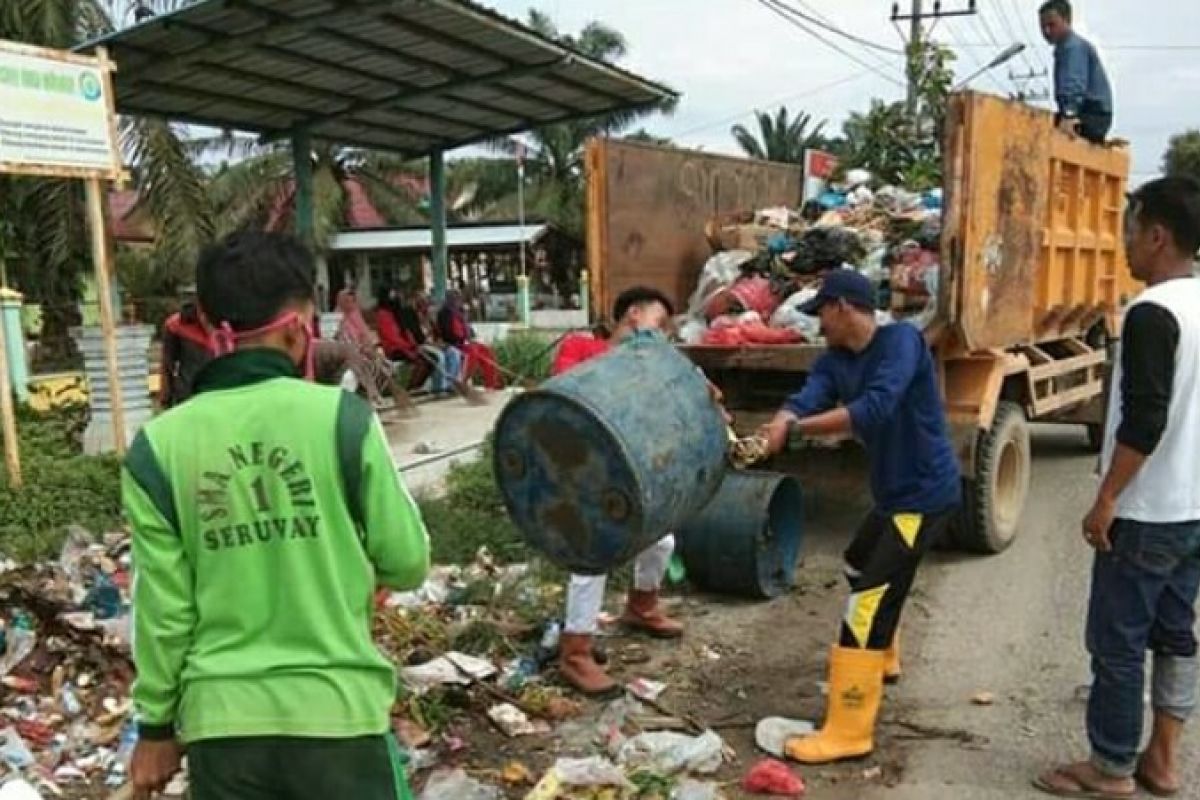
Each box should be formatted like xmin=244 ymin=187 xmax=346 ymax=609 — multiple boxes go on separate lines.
xmin=482 ymin=0 xmax=1200 ymax=180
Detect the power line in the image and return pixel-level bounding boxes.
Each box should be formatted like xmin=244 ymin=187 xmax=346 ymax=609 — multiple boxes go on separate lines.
xmin=770 ymin=0 xmax=904 ymax=56
xmin=1010 ymin=0 xmax=1053 ymax=75
xmin=670 ymin=70 xmax=874 ymax=140
xmin=754 ymin=0 xmax=907 ymax=88
xmin=789 ymin=0 xmax=900 ymax=73
xmin=992 ymin=0 xmax=1041 ymax=79
xmin=949 ymin=42 xmax=1200 ymax=50
xmin=964 ymin=2 xmax=1010 ymax=93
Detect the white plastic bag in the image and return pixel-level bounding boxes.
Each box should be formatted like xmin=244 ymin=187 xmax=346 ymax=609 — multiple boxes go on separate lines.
xmin=686 ymin=251 xmax=754 ymax=320
xmin=418 ymin=769 xmax=501 ymax=800
xmin=769 ymin=289 xmax=821 ymax=342
xmin=616 ymin=730 xmax=725 ymax=775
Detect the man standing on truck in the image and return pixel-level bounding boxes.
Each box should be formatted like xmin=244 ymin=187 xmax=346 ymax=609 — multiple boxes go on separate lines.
xmin=758 ymin=269 xmax=961 ymax=765
xmin=555 ymin=287 xmax=688 ymax=696
xmin=1039 ymin=0 xmax=1113 ymax=144
xmin=1034 ymin=178 xmax=1200 ymax=799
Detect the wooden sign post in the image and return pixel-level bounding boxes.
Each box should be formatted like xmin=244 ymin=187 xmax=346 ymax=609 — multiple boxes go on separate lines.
xmin=0 ymin=40 xmax=130 ymax=480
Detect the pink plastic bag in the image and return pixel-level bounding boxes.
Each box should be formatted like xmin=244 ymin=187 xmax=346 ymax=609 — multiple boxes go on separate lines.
xmin=742 ymin=758 xmax=806 ymax=796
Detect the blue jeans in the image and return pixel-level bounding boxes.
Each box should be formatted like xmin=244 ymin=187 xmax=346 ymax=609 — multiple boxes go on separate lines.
xmin=1086 ymin=518 xmax=1200 ymax=777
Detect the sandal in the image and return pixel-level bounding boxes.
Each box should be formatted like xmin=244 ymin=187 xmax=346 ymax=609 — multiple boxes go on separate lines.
xmin=1033 ymin=764 xmax=1135 ymax=799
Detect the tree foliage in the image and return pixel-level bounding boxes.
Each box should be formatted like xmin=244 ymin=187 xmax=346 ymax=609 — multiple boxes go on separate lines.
xmin=1163 ymin=130 xmax=1200 ymax=185
xmin=731 ymin=107 xmax=828 ymax=164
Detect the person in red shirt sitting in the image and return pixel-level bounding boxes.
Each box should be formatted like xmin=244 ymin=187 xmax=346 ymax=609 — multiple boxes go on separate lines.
xmin=375 ymin=288 xmax=432 ymax=391
xmin=436 ymin=291 xmax=503 ymax=390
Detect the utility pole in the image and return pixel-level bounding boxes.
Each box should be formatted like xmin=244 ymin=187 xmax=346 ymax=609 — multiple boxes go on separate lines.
xmin=892 ymin=1 xmax=978 ymax=124
xmin=906 ymin=0 xmax=923 ymax=119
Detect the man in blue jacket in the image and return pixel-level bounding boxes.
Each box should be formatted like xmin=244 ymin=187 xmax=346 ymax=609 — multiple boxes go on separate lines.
xmin=1039 ymin=0 xmax=1113 ymax=143
xmin=759 ymin=269 xmax=961 ymax=765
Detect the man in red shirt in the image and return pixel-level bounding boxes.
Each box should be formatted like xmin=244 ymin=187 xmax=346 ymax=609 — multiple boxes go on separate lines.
xmin=553 ymin=289 xmax=684 ymax=695
xmin=552 ymin=321 xmax=613 ymax=375
xmin=159 ymin=286 xmax=213 ymax=409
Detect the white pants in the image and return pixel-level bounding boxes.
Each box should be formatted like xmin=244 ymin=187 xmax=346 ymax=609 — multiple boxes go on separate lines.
xmin=564 ymin=534 xmax=675 ymax=634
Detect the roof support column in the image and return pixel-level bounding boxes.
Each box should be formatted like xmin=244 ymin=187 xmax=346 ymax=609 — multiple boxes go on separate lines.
xmin=429 ymin=148 xmax=448 ymax=302
xmin=292 ymin=127 xmax=314 ymax=245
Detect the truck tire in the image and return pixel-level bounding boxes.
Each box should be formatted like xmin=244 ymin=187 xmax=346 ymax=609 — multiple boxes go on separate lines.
xmin=1085 ymin=423 xmax=1104 ymax=453
xmin=956 ymin=401 xmax=1031 ymax=554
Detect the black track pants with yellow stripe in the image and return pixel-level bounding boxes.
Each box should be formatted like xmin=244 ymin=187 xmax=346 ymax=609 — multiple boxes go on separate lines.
xmin=839 ymin=507 xmax=958 ymax=650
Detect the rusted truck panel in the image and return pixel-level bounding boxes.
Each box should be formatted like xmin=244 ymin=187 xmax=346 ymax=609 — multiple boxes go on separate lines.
xmin=941 ymin=93 xmax=1133 ymax=353
xmin=585 ymin=138 xmax=803 ymax=317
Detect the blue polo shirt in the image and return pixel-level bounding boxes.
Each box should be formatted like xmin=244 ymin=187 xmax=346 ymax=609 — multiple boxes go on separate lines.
xmin=785 ymin=324 xmax=961 ymax=514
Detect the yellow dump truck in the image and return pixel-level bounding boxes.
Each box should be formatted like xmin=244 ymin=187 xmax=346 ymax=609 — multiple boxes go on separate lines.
xmin=586 ymin=92 xmax=1137 ymax=554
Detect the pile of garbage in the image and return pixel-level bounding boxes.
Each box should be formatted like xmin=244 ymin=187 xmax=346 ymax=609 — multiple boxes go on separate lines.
xmin=0 ymin=528 xmax=149 ymax=799
xmin=679 ymin=169 xmax=943 ymax=347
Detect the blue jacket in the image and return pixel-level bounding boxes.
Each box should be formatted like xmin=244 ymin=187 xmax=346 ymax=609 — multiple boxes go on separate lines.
xmin=1054 ymin=31 xmax=1112 ymax=116
xmin=785 ymin=324 xmax=961 ymax=514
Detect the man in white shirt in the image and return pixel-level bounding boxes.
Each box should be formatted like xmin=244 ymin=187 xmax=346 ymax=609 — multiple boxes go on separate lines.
xmin=1035 ymin=177 xmax=1200 ymax=798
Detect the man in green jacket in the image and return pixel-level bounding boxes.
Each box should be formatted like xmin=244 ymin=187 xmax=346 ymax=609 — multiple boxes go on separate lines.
xmin=125 ymin=232 xmax=430 ymax=800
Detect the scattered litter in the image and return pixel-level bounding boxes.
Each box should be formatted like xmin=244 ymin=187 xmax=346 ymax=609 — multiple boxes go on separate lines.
xmin=555 ymin=756 xmax=634 ymax=789
xmin=673 ymin=778 xmax=724 ymax=800
xmin=700 ymin=645 xmax=721 ymax=662
xmin=743 ymin=759 xmax=805 ymax=796
xmin=412 ymin=441 xmax=444 ymax=455
xmin=0 ymin=729 xmax=34 ymax=770
xmin=863 ymin=765 xmax=884 ymax=781
xmin=418 ymin=768 xmax=502 ymax=800
xmin=400 ymin=652 xmax=497 ymax=693
xmin=487 ymin=703 xmax=543 ymax=738
xmin=501 ymin=761 xmax=533 ymax=786
xmin=394 ymin=719 xmax=431 ymax=749
xmin=0 ymin=780 xmax=43 ymax=800
xmin=627 ymin=678 xmax=669 ymax=702
xmin=971 ymin=691 xmax=996 ymax=706
xmin=617 ymin=730 xmax=725 ymax=775
xmin=754 ymin=717 xmax=815 ymax=758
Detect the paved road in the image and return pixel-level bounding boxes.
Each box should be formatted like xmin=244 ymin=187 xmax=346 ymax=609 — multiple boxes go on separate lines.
xmin=863 ymin=426 xmax=1200 ymax=799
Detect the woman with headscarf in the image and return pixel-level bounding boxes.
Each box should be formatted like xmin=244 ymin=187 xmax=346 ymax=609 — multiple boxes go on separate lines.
xmin=436 ymin=290 xmax=502 ymax=390
xmin=330 ymin=289 xmax=398 ymax=407
xmin=400 ymin=291 xmax=462 ymax=396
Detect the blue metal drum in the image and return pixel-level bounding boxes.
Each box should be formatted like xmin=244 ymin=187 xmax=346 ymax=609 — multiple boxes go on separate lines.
xmin=679 ymin=471 xmax=803 ymax=599
xmin=493 ymin=335 xmax=727 ymax=575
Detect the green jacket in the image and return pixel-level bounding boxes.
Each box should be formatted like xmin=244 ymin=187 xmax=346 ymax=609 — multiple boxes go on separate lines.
xmin=123 ymin=348 xmax=430 ymax=744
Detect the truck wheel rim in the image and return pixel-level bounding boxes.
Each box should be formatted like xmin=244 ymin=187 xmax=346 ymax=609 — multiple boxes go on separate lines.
xmin=995 ymin=436 xmax=1026 ymax=532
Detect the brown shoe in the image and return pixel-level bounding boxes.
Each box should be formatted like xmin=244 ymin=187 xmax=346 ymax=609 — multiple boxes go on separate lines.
xmin=622 ymin=590 xmax=684 ymax=639
xmin=559 ymin=633 xmax=618 ymax=696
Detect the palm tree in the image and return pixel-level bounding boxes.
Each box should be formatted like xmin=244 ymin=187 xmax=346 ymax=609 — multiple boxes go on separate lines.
xmin=0 ymin=0 xmax=211 ymax=358
xmin=731 ymin=107 xmax=829 ymax=164
xmin=480 ymin=11 xmax=677 ymax=237
xmin=204 ymin=137 xmax=432 ymax=247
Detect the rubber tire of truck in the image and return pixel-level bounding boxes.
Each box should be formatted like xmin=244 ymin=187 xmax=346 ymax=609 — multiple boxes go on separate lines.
xmin=955 ymin=401 xmax=1032 ymax=554
xmin=1085 ymin=423 xmax=1104 ymax=454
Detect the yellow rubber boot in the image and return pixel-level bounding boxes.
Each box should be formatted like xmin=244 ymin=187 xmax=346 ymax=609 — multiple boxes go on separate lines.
xmin=884 ymin=630 xmax=901 ymax=684
xmin=785 ymin=646 xmax=886 ymax=764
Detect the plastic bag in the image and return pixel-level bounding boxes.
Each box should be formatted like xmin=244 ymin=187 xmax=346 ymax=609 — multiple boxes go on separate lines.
xmin=674 ymin=779 xmax=723 ymax=800
xmin=742 ymin=759 xmax=805 ymax=796
xmin=769 ymin=289 xmax=821 ymax=342
xmin=687 ymin=251 xmax=754 ymax=320
xmin=702 ymin=322 xmax=803 ymax=347
xmin=616 ymin=730 xmax=725 ymax=775
xmin=418 ymin=768 xmax=501 ymax=800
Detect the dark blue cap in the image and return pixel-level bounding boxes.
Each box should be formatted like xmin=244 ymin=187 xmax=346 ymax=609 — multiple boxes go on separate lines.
xmin=799 ymin=269 xmax=875 ymax=315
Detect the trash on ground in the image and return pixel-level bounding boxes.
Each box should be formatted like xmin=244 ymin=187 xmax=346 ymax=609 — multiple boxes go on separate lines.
xmin=754 ymin=717 xmax=816 ymax=758
xmin=0 ymin=780 xmax=44 ymax=800
xmin=627 ymin=677 xmax=669 ymax=702
xmin=487 ymin=703 xmax=545 ymax=737
xmin=971 ymin=691 xmax=996 ymax=706
xmin=742 ymin=759 xmax=806 ymax=796
xmin=863 ymin=765 xmax=884 ymax=780
xmin=418 ymin=768 xmax=502 ymax=800
xmin=501 ymin=761 xmax=534 ymax=786
xmin=673 ymin=778 xmax=725 ymax=800
xmin=616 ymin=729 xmax=726 ymax=775
xmin=401 ymin=652 xmax=497 ymax=693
